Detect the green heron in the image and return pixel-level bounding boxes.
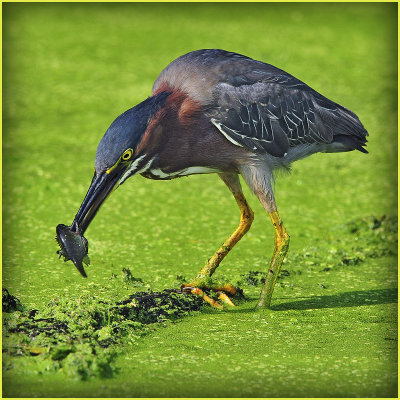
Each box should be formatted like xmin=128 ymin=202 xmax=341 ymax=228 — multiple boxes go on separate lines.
xmin=61 ymin=49 xmax=368 ymax=309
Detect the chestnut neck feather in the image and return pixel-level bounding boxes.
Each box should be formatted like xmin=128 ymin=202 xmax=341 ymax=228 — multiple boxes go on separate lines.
xmin=139 ymin=89 xmax=249 ymax=176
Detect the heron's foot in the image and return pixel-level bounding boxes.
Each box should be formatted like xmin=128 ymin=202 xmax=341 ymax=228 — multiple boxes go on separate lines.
xmin=181 ymin=277 xmax=237 ymax=309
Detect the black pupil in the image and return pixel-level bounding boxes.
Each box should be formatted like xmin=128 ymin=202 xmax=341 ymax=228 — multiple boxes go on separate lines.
xmin=124 ymin=153 xmax=130 ymax=159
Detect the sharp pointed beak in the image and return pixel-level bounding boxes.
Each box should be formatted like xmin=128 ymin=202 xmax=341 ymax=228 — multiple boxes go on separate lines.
xmin=56 ymin=161 xmax=129 ymax=278
xmin=73 ymin=163 xmax=127 ymax=234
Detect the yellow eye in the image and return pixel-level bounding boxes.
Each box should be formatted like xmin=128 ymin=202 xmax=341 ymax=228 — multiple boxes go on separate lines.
xmin=122 ymin=148 xmax=133 ymax=161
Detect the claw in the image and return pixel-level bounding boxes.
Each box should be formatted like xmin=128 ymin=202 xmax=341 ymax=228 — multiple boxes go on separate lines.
xmin=217 ymin=283 xmax=236 ymax=295
xmin=217 ymin=291 xmax=235 ymax=307
xmin=190 ymin=287 xmax=223 ymax=310
xmin=181 ymin=285 xmax=194 ymax=294
xmin=182 ymin=284 xmax=236 ymax=309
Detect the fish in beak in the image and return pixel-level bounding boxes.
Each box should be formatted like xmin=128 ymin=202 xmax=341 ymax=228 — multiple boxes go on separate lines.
xmin=56 ymin=163 xmax=127 ymax=277
xmin=55 ymin=90 xmax=171 ymax=277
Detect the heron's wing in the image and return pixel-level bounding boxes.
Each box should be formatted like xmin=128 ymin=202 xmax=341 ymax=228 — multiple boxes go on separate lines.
xmin=210 ymin=74 xmax=359 ymax=157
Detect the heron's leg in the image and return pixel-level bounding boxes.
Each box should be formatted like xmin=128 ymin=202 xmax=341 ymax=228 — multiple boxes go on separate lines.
xmin=239 ymin=164 xmax=290 ymax=308
xmin=182 ymin=172 xmax=254 ymax=306
xmin=196 ymin=172 xmax=254 ymax=280
xmin=257 ymin=209 xmax=290 ymax=308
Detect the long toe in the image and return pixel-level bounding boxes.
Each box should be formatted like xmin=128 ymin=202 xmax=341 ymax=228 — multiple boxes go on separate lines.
xmin=182 ymin=283 xmax=236 ymax=309
xmin=190 ymin=287 xmax=224 ymax=310
xmin=217 ymin=291 xmax=236 ymax=306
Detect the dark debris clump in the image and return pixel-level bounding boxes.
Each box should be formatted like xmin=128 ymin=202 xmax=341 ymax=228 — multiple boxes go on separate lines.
xmin=2 ymin=288 xmax=25 ymax=313
xmin=286 ymin=214 xmax=398 ymax=273
xmin=240 ymin=271 xmax=266 ymax=286
xmin=121 ymin=267 xmax=145 ymax=285
xmin=115 ymin=289 xmax=204 ymax=324
xmin=345 ymin=215 xmax=397 ymax=234
xmin=2 ymin=288 xmax=204 ymax=380
xmin=240 ymin=269 xmax=290 ymax=286
xmin=340 ymin=215 xmax=398 ymax=261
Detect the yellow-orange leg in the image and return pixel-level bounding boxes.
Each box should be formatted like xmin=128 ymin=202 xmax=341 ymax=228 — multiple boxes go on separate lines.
xmin=195 ymin=173 xmax=254 ymax=281
xmin=182 ymin=173 xmax=254 ymax=307
xmin=257 ymin=210 xmax=290 ymax=309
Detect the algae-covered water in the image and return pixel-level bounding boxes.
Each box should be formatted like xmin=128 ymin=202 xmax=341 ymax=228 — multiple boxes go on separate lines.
xmin=3 ymin=2 xmax=397 ymax=398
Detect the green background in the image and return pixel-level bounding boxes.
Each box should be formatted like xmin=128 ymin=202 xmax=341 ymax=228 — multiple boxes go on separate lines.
xmin=3 ymin=2 xmax=397 ymax=397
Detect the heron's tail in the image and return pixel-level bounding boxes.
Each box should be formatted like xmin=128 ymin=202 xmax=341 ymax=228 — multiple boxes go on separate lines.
xmin=331 ymin=106 xmax=369 ymax=154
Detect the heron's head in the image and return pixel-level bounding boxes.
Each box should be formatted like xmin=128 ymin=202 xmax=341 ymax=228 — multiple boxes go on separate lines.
xmin=73 ymin=91 xmax=171 ymax=234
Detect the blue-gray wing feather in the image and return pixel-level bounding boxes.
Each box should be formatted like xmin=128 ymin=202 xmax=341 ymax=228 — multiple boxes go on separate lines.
xmin=210 ymin=74 xmax=367 ymax=157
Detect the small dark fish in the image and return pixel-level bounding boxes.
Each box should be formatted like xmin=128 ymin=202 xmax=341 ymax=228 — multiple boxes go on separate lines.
xmin=56 ymin=222 xmax=90 ymax=277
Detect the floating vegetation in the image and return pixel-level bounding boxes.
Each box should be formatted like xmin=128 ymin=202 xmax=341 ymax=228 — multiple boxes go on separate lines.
xmin=235 ymin=215 xmax=397 ymax=290
xmin=285 ymin=215 xmax=398 ymax=273
xmin=3 ymin=215 xmax=397 ymax=383
xmin=3 ymin=288 xmax=204 ymax=380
